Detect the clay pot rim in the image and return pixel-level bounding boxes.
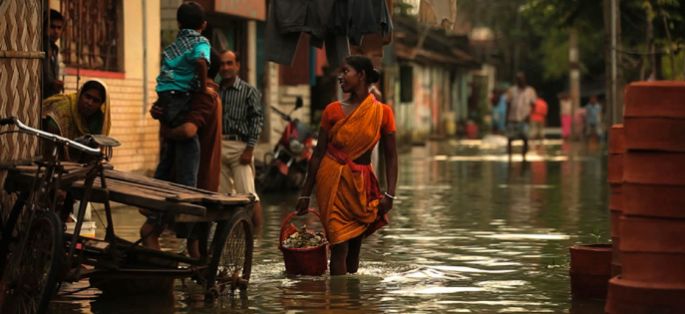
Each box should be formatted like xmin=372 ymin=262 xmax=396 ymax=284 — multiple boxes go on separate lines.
xmin=628 ymin=81 xmax=685 ymax=87
xmin=625 ymin=116 xmax=685 ymax=121
xmin=620 ymin=215 xmax=685 ymax=223
xmin=610 ymin=276 xmax=685 ymax=290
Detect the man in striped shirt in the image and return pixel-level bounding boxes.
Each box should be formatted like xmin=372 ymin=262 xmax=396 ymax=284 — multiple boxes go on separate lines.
xmin=218 ymin=50 xmax=264 ymax=228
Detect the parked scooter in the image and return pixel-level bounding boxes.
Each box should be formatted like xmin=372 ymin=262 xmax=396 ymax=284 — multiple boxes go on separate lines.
xmin=258 ymin=97 xmax=316 ymax=193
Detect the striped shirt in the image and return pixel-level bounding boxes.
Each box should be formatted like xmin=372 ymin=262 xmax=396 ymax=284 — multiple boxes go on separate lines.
xmin=220 ymin=77 xmax=264 ymax=147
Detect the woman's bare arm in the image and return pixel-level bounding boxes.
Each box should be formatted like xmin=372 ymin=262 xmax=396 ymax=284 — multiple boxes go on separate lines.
xmin=381 ymin=132 xmax=398 ymax=197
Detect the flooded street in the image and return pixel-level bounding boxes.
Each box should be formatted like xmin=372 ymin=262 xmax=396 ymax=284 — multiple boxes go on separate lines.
xmin=53 ymin=139 xmax=609 ymax=313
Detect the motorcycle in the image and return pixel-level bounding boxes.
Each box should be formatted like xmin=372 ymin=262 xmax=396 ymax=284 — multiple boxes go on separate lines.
xmin=258 ymin=97 xmax=316 ymax=193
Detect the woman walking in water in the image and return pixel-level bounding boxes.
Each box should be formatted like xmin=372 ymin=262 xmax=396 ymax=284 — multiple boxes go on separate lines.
xmin=295 ymin=55 xmax=398 ymax=276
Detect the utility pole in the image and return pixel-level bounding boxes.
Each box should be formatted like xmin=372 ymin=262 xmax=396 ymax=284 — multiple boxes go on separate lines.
xmin=611 ymin=0 xmax=623 ymax=124
xmin=512 ymin=4 xmax=522 ymax=80
xmin=610 ymin=0 xmax=620 ymax=124
xmin=604 ymin=0 xmax=623 ymax=125
xmin=569 ymin=27 xmax=581 ymax=139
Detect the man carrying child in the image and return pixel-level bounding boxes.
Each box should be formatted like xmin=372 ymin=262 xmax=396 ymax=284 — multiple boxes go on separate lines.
xmin=141 ymin=1 xmax=211 ymax=250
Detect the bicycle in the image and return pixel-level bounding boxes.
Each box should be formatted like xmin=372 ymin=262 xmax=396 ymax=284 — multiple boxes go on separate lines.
xmin=0 ymin=117 xmax=254 ymax=313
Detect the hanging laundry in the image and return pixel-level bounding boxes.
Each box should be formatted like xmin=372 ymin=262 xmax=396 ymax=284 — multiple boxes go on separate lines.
xmin=265 ymin=0 xmax=394 ymax=68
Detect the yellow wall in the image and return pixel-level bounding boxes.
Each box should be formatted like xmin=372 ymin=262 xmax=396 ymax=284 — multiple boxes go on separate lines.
xmin=123 ymin=0 xmax=161 ymax=80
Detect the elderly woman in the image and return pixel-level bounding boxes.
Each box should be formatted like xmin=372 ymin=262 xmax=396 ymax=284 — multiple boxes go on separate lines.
xmin=42 ymin=80 xmax=111 ymax=159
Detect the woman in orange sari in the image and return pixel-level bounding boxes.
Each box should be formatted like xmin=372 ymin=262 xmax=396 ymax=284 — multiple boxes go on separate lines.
xmin=295 ymin=56 xmax=398 ymax=276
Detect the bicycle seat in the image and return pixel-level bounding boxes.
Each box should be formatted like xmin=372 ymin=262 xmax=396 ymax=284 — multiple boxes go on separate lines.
xmin=75 ymin=134 xmax=121 ymax=148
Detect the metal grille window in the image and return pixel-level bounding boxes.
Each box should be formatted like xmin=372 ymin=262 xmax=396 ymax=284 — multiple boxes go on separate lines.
xmin=60 ymin=0 xmax=121 ymax=72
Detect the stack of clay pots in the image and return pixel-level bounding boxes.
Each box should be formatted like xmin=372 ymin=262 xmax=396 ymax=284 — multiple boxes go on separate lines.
xmin=605 ymin=81 xmax=685 ymax=313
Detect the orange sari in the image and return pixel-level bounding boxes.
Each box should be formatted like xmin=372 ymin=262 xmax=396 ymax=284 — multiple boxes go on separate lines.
xmin=315 ymin=94 xmax=386 ymax=245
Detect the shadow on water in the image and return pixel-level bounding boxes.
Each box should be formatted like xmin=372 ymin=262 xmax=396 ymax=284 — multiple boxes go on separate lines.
xmin=53 ymin=140 xmax=608 ymax=313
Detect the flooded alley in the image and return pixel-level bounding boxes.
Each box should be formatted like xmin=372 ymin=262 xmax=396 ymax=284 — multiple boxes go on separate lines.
xmin=52 ymin=139 xmax=609 ymax=313
xmin=2 ymin=1 xmax=684 ymax=313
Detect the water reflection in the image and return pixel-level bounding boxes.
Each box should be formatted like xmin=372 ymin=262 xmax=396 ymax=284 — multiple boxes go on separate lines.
xmin=53 ymin=141 xmax=608 ymax=313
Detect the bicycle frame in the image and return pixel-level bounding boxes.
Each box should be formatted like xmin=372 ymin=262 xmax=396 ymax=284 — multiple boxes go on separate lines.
xmin=0 ymin=117 xmax=114 ymax=276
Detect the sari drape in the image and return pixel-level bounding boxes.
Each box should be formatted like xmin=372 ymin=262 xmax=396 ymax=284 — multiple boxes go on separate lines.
xmin=315 ymin=94 xmax=386 ymax=245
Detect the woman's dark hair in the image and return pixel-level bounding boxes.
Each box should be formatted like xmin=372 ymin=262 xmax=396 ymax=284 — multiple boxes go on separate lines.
xmin=345 ymin=56 xmax=380 ymax=84
xmin=81 ymin=81 xmax=106 ymax=103
xmin=177 ymin=1 xmax=206 ymax=30
xmin=208 ymin=48 xmax=221 ymax=79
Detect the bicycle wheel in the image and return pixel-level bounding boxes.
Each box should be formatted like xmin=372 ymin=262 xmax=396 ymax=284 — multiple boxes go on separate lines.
xmin=205 ymin=209 xmax=253 ymax=296
xmin=0 ymin=192 xmax=30 ymax=275
xmin=1 ymin=211 xmax=63 ymax=314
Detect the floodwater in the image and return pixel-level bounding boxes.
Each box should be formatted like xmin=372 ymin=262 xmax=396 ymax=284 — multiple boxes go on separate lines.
xmin=52 ymin=138 xmax=609 ymax=313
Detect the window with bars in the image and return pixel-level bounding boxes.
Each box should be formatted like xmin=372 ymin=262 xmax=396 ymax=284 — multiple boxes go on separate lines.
xmin=60 ymin=0 xmax=122 ymax=72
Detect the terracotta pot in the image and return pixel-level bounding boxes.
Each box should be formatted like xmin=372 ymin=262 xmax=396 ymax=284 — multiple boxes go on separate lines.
xmin=624 ymin=81 xmax=685 ymax=118
xmin=622 ymin=183 xmax=685 ymax=219
xmin=605 ymin=277 xmax=685 ymax=314
xmin=610 ymin=210 xmax=621 ymax=237
xmin=570 ymin=244 xmax=612 ymax=299
xmin=608 ymin=154 xmax=623 ymax=184
xmin=608 ymin=124 xmax=625 ymax=154
xmin=625 ymin=117 xmax=685 ymax=152
xmin=611 ymin=262 xmax=622 ymax=277
xmin=624 ymin=152 xmax=685 ymax=185
xmin=619 ymin=216 xmax=685 ymax=284
xmin=611 ymin=236 xmax=621 ymax=276
xmin=620 ymin=216 xmax=685 ymax=254
xmin=609 ymin=184 xmax=622 ymax=212
xmin=620 ymin=251 xmax=685 ymax=285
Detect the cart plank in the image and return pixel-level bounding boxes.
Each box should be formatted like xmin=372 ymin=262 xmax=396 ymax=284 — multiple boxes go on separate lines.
xmin=71 ymin=180 xmax=206 ymax=216
xmin=105 ymin=170 xmax=252 ymax=204
xmin=104 ymin=170 xmax=213 ymax=195
xmin=6 ymin=164 xmax=253 ymax=218
xmin=165 ymin=193 xmax=253 ymax=205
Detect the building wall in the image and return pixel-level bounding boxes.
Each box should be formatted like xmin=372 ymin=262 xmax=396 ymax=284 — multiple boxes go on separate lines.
xmin=257 ymin=63 xmax=312 ymax=158
xmin=0 ymin=0 xmax=44 ymax=211
xmin=392 ymin=62 xmax=470 ymax=144
xmin=59 ymin=0 xmax=162 ymax=173
xmin=161 ymin=0 xmax=182 ymax=47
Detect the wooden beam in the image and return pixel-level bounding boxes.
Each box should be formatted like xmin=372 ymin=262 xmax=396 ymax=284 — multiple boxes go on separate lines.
xmin=71 ymin=180 xmax=206 ymax=216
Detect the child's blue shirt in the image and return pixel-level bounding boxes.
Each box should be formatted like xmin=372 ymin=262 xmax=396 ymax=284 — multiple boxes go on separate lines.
xmin=156 ymin=29 xmax=210 ymax=93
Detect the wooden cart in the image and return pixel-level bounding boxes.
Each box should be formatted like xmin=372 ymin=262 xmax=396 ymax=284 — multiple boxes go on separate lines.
xmin=1 ymin=161 xmax=254 ymax=312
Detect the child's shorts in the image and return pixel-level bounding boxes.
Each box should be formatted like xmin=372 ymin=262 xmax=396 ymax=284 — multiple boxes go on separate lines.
xmin=155 ymin=90 xmax=192 ymax=127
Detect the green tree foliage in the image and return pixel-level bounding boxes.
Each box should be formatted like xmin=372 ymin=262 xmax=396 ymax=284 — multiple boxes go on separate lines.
xmin=620 ymin=0 xmax=684 ymax=80
xmin=458 ymin=0 xmax=684 ymax=99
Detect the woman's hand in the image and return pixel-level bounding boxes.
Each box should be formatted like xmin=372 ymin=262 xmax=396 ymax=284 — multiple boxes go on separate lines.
xmin=378 ymin=194 xmax=394 ymax=215
xmin=295 ymin=197 xmax=310 ymax=216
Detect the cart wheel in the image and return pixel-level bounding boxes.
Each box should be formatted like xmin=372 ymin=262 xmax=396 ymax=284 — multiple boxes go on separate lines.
xmin=205 ymin=209 xmax=253 ymax=297
xmin=1 ymin=211 xmax=63 ymax=314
